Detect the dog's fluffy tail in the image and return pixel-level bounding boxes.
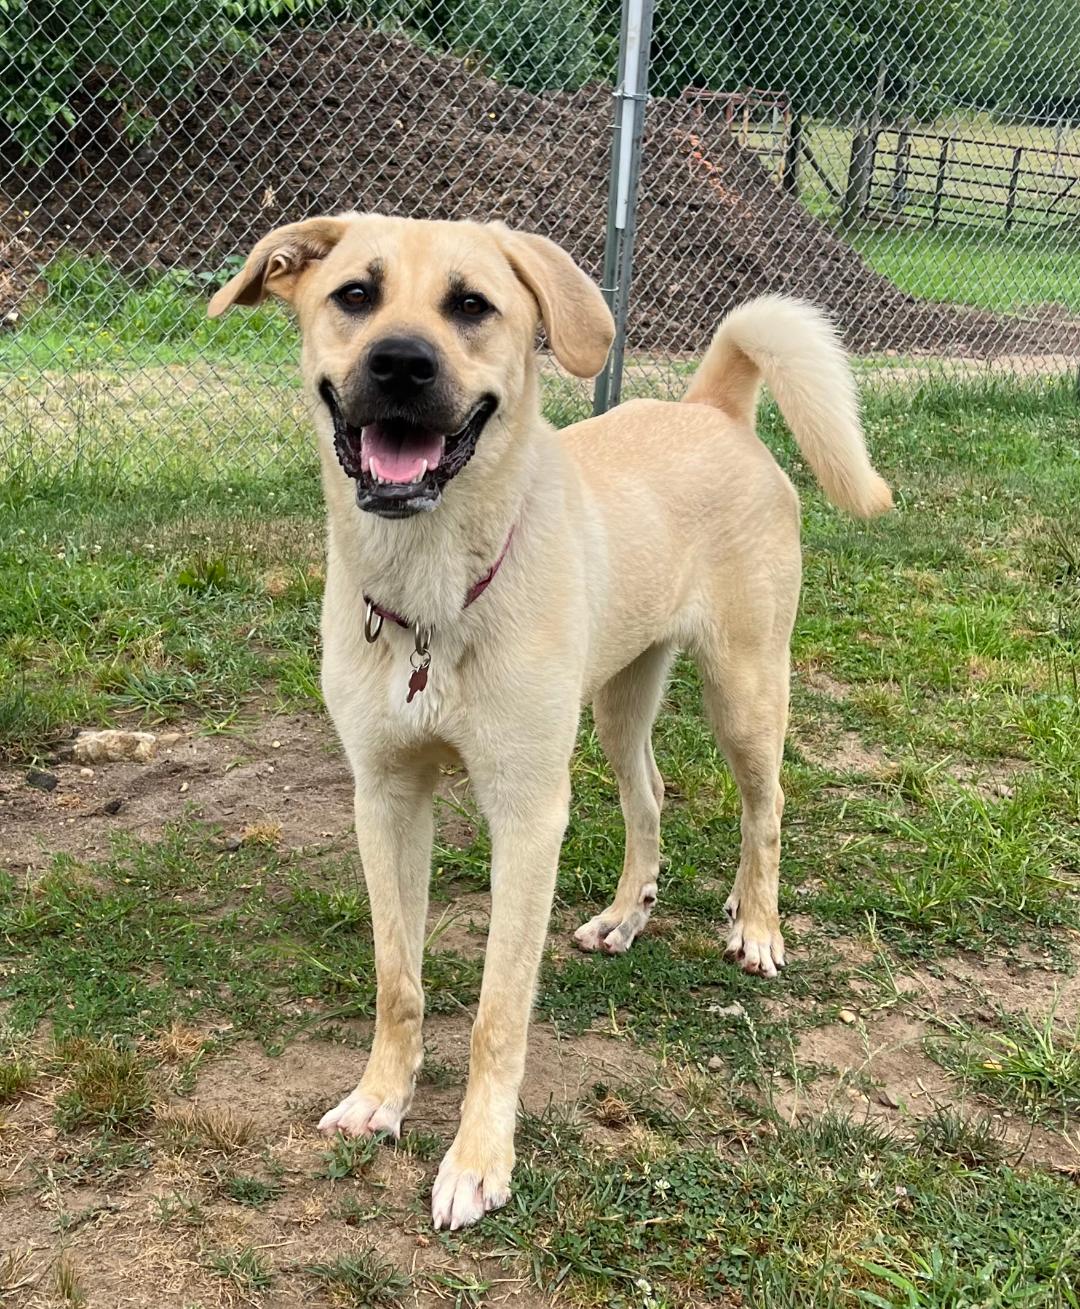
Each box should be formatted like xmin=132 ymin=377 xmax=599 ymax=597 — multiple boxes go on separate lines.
xmin=683 ymin=295 xmax=893 ymax=517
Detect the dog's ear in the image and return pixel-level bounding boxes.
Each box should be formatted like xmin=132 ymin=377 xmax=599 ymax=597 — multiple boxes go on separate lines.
xmin=493 ymin=226 xmax=614 ymax=378
xmin=207 ymin=217 xmax=348 ymax=317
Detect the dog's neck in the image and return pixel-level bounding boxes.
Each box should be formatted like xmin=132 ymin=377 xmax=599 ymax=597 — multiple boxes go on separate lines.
xmin=320 ymin=407 xmax=541 ymax=633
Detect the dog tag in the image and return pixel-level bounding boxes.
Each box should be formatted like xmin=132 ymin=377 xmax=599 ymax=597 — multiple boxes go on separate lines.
xmin=406 ymin=664 xmax=429 ymax=702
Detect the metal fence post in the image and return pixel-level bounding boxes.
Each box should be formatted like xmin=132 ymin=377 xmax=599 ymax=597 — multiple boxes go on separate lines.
xmin=593 ymin=0 xmax=655 ymax=416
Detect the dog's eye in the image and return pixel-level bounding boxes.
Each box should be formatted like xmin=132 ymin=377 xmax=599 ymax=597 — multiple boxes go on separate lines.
xmin=456 ymin=293 xmax=492 ymax=319
xmin=334 ymin=283 xmax=371 ymax=311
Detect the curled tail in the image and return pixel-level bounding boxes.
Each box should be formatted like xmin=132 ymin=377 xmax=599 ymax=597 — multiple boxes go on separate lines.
xmin=684 ymin=295 xmax=893 ymax=518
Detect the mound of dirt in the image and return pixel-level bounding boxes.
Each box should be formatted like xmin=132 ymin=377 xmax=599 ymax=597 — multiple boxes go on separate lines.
xmin=6 ymin=26 xmax=1079 ymax=356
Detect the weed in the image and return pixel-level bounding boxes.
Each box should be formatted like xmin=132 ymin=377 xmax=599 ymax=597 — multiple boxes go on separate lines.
xmin=151 ymin=1191 xmax=207 ymax=1228
xmin=930 ymin=1006 xmax=1080 ymax=1117
xmin=206 ymin=1245 xmax=274 ymax=1292
xmin=319 ymin=1132 xmax=379 ymax=1180
xmin=0 ymin=1055 xmax=34 ymax=1102
xmin=54 ymin=1256 xmax=87 ymax=1306
xmin=219 ymin=1173 xmax=282 ymax=1208
xmin=53 ymin=1040 xmax=153 ymax=1131
xmin=913 ymin=1105 xmax=1010 ymax=1166
xmin=304 ymin=1251 xmax=409 ymax=1307
xmin=46 ymin=1131 xmax=152 ymax=1186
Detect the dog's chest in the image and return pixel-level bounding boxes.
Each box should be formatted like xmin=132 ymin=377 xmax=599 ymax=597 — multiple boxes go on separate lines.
xmin=374 ymin=631 xmax=465 ymax=738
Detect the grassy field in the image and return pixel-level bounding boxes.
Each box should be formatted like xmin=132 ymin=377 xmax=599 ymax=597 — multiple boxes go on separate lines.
xmin=1 ymin=372 xmax=1079 ymax=1306
xmin=740 ymin=114 xmax=1080 ymax=315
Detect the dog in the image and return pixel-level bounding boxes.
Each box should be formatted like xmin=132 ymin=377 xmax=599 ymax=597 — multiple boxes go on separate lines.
xmin=208 ymin=214 xmax=891 ymax=1230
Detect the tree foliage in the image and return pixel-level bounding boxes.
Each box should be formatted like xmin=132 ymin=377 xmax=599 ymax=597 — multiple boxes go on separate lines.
xmin=1 ymin=0 xmax=1076 ymax=163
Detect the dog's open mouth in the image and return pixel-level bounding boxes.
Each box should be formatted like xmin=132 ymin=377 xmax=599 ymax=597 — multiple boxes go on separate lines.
xmin=320 ymin=381 xmax=497 ymax=518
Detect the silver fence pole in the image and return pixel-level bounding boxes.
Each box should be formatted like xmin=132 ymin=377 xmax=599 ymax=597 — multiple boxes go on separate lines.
xmin=593 ymin=0 xmax=655 ymax=415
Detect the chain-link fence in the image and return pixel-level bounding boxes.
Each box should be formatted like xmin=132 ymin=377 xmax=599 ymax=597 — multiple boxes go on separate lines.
xmin=2 ymin=1 xmax=1078 ymax=480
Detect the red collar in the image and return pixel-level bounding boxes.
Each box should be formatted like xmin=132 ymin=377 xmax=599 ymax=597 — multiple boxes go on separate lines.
xmin=363 ymin=528 xmax=514 ymax=633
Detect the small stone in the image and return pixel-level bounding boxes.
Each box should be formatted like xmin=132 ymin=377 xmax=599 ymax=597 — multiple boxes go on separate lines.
xmin=217 ymin=835 xmax=242 ymax=852
xmin=877 ymin=1089 xmax=900 ymax=1109
xmin=71 ymin=729 xmax=157 ymax=764
xmin=103 ymin=798 xmax=123 ymax=815
xmin=838 ymin=1008 xmax=858 ymax=1024
xmin=708 ymin=1002 xmax=746 ymax=1019
xmin=79 ymin=767 xmax=94 ymax=779
xmin=26 ymin=769 xmax=58 ymax=792
xmin=271 ymin=740 xmax=281 ymax=749
xmin=179 ymin=782 xmax=190 ymax=794
xmin=707 ymin=1055 xmax=724 ymax=1071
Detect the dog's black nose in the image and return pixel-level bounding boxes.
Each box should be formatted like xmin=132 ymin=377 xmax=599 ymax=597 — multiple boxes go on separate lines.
xmin=368 ymin=337 xmax=439 ymax=396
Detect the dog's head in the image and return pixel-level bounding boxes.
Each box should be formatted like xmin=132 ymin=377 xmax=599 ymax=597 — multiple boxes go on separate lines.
xmin=209 ymin=215 xmax=614 ymax=518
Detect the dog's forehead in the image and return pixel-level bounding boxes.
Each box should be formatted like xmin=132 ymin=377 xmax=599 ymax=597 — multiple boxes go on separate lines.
xmin=321 ymin=216 xmax=516 ymax=298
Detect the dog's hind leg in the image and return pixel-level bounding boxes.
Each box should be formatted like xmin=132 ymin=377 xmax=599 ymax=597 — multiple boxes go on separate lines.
xmin=574 ymin=643 xmax=674 ymax=954
xmin=318 ymin=762 xmax=437 ymax=1140
xmin=697 ymin=639 xmax=789 ymax=979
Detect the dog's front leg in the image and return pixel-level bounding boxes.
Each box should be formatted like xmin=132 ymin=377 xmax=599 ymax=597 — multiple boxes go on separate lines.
xmin=319 ymin=764 xmax=436 ymax=1140
xmin=431 ymin=768 xmax=571 ymax=1230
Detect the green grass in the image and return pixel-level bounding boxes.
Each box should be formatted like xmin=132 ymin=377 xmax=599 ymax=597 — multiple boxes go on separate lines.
xmin=930 ymin=1006 xmax=1080 ymax=1119
xmin=477 ymin=1102 xmax=1080 ymax=1307
xmin=738 ymin=114 xmax=1080 ymax=312
xmin=1 ymin=254 xmax=297 ymax=372
xmin=303 ymin=1251 xmax=410 ymax=1308
xmin=0 ymin=1054 xmax=35 ymax=1101
xmin=52 ymin=1039 xmax=154 ymax=1131
xmin=0 ymin=378 xmax=1078 ymax=1304
xmin=219 ymin=1173 xmax=284 ymax=1208
xmin=206 ymin=1245 xmax=275 ymax=1292
xmin=319 ymin=1132 xmax=380 ymax=1179
xmin=848 ymin=225 xmax=1080 ymax=315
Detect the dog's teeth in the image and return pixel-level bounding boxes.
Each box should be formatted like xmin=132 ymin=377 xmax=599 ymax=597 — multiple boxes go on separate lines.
xmin=411 ymin=461 xmax=428 ymax=485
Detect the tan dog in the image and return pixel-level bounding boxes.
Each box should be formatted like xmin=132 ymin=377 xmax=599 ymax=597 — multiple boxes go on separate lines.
xmin=209 ymin=214 xmax=891 ymax=1230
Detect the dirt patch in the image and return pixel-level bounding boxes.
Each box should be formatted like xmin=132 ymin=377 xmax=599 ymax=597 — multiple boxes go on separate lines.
xmin=1 ymin=713 xmax=355 ymax=877
xmin=800 ymin=668 xmax=853 ymax=701
xmin=794 ymin=726 xmax=889 ymax=777
xmin=6 ymin=27 xmax=1080 ymax=359
xmin=780 ymin=928 xmax=1080 ymax=1173
xmin=947 ymin=755 xmax=1029 ymax=802
xmin=0 ymin=1015 xmax=638 ymax=1308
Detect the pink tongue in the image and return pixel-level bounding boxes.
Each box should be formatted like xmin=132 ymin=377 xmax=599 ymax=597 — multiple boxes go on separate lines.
xmin=362 ymin=424 xmax=444 ymax=484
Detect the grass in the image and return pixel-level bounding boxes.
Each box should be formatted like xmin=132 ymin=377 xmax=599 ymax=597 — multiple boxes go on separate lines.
xmin=480 ymin=1102 xmax=1080 ymax=1307
xmin=303 ymin=1251 xmax=410 ymax=1307
xmin=206 ymin=1244 xmax=275 ymax=1292
xmin=319 ymin=1132 xmax=380 ymax=1179
xmin=52 ymin=1039 xmax=154 ymax=1132
xmin=53 ymin=1257 xmax=87 ymax=1307
xmin=738 ymin=114 xmax=1080 ymax=313
xmin=219 ymin=1172 xmax=283 ymax=1207
xmin=0 ymin=1054 xmax=35 ymax=1101
xmin=0 ymin=376 xmax=1077 ymax=1303
xmin=850 ymin=224 xmax=1080 ymax=316
xmin=930 ymin=1007 xmax=1080 ymax=1119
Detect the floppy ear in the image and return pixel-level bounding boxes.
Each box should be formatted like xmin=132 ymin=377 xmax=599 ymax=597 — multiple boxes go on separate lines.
xmin=493 ymin=226 xmax=614 ymax=378
xmin=207 ymin=216 xmax=348 ymax=317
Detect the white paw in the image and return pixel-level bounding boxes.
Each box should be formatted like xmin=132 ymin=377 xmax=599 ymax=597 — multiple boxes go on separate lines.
xmin=431 ymin=1147 xmax=512 ymax=1231
xmin=724 ymin=898 xmax=785 ymax=979
xmin=317 ymin=1087 xmax=405 ymax=1139
xmin=573 ymin=882 xmax=657 ymax=955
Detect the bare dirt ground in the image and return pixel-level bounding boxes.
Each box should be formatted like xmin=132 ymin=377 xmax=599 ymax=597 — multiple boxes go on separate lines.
xmin=3 ymin=707 xmax=1077 ymax=1307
